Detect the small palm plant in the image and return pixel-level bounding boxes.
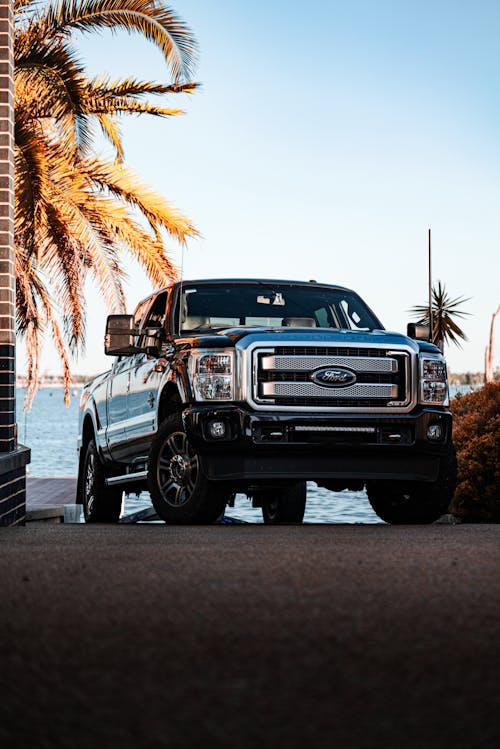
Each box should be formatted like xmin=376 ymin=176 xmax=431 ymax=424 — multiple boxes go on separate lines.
xmin=410 ymin=281 xmax=470 ymax=352
xmin=14 ymin=0 xmax=200 ymax=404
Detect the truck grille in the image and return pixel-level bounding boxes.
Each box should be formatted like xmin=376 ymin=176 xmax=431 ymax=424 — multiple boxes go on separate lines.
xmin=251 ymin=344 xmax=412 ymax=411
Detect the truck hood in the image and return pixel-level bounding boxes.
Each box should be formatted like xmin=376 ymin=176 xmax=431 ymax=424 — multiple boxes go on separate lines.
xmin=175 ymin=326 xmax=438 ymax=353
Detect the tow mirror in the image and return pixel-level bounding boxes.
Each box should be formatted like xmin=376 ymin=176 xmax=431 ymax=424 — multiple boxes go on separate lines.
xmin=104 ymin=315 xmax=140 ymax=356
xmin=407 ymin=322 xmax=431 ymax=341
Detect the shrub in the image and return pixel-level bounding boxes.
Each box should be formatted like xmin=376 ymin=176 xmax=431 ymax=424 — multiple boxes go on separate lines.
xmin=449 ymin=382 xmax=500 ymax=522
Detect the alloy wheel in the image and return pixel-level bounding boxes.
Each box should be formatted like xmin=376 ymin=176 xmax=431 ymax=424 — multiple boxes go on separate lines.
xmin=157 ymin=431 xmax=199 ymax=508
xmin=84 ymin=453 xmax=96 ymax=515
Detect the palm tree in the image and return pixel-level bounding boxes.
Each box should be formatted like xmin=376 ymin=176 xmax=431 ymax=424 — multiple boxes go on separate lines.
xmin=410 ymin=281 xmax=470 ymax=352
xmin=14 ymin=0 xmax=199 ymax=405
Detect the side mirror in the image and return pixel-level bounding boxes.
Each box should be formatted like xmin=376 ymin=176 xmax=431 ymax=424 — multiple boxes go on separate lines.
xmin=407 ymin=322 xmax=431 ymax=341
xmin=104 ymin=315 xmax=140 ymax=356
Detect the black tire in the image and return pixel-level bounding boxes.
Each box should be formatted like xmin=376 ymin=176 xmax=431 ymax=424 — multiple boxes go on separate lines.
xmin=260 ymin=482 xmax=307 ymax=524
xmin=148 ymin=412 xmax=228 ymax=524
xmin=366 ymin=443 xmax=457 ymax=524
xmin=82 ymin=440 xmax=123 ymax=523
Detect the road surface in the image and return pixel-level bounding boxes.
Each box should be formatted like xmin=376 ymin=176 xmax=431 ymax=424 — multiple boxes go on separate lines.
xmin=0 ymin=524 xmax=498 ymax=748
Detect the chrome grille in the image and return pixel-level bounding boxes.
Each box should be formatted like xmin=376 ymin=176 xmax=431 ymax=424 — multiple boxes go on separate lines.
xmin=249 ymin=343 xmax=413 ymax=412
xmin=261 ymin=355 xmax=397 ymax=373
xmin=261 ymin=382 xmax=398 ymax=399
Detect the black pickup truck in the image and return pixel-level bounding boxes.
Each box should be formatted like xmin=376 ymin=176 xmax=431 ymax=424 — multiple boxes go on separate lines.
xmin=77 ymin=278 xmax=456 ymax=524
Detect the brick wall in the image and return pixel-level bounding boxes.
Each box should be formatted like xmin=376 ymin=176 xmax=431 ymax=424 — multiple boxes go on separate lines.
xmin=0 ymin=0 xmax=30 ymax=526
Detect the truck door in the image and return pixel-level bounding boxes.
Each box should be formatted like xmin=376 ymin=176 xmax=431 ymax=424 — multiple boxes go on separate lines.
xmin=106 ymin=356 xmax=136 ymax=462
xmin=126 ymin=291 xmax=170 ymax=460
xmin=105 ymin=297 xmax=151 ymax=463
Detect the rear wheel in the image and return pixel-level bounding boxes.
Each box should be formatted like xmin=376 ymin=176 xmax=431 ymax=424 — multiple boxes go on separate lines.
xmin=82 ymin=440 xmax=123 ymax=523
xmin=148 ymin=412 xmax=228 ymax=524
xmin=367 ymin=443 xmax=457 ymax=524
xmin=259 ymin=482 xmax=307 ymax=524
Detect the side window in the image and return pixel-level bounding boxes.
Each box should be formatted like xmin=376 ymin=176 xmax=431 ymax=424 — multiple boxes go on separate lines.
xmin=138 ymin=292 xmax=169 ymax=348
xmin=133 ymin=300 xmax=149 ymax=330
xmin=144 ymin=292 xmax=169 ymax=327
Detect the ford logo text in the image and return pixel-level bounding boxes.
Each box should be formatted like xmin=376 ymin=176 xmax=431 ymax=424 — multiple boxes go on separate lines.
xmin=311 ymin=367 xmax=357 ymax=388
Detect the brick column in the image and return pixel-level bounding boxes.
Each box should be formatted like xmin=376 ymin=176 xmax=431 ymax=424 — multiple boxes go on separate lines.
xmin=0 ymin=0 xmax=30 ymax=526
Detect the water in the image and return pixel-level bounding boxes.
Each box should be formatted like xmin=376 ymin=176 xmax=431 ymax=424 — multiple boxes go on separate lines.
xmin=18 ymin=387 xmax=81 ymax=477
xmin=18 ymin=384 xmax=475 ymax=524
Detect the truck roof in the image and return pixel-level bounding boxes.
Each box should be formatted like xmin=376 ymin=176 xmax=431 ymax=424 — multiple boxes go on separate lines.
xmin=164 ymin=278 xmax=352 ymax=292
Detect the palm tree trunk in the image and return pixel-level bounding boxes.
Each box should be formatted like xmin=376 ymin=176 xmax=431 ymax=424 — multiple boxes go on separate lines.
xmin=485 ymin=306 xmax=500 ymax=383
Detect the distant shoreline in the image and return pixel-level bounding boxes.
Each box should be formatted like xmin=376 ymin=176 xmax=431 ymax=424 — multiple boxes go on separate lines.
xmin=16 ymin=381 xmax=85 ymax=389
xmin=17 ymin=383 xmax=80 ymax=388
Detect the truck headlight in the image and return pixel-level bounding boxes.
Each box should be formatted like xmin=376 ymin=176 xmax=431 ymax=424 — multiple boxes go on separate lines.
xmin=190 ymin=350 xmax=234 ymax=401
xmin=419 ymin=355 xmax=449 ymax=406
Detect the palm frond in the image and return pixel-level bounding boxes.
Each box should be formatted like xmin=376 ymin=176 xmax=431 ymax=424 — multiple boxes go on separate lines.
xmin=14 ymin=0 xmax=200 ymax=402
xmin=83 ymin=157 xmax=198 ymax=243
xmin=87 ymin=75 xmax=199 ymax=98
xmin=15 ymin=244 xmax=50 ymax=409
xmin=83 ymin=96 xmax=184 ymax=117
xmin=40 ymin=206 xmax=87 ymax=350
xmin=41 ymin=0 xmax=198 ymax=81
xmin=15 ymin=0 xmax=41 ymax=21
xmin=15 ymin=0 xmax=41 ymax=11
xmin=95 ymin=207 xmax=178 ymax=285
xmin=96 ymin=113 xmax=124 ymax=160
xmin=409 ymin=280 xmax=470 ymax=350
xmin=14 ymin=120 xmax=53 ymax=255
xmin=47 ymin=181 xmax=127 ymax=314
xmin=15 ymin=36 xmax=93 ymax=150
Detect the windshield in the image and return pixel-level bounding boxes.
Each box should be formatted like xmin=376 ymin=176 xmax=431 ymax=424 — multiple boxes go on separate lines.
xmin=179 ymin=283 xmax=381 ymax=333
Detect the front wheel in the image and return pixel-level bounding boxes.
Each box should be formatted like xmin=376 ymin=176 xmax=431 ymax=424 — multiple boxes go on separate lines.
xmin=366 ymin=443 xmax=457 ymax=524
xmin=82 ymin=440 xmax=123 ymax=523
xmin=148 ymin=413 xmax=228 ymax=524
xmin=259 ymin=483 xmax=307 ymax=524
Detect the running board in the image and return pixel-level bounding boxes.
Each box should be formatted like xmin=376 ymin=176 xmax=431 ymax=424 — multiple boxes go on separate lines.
xmin=105 ymin=470 xmax=148 ymax=487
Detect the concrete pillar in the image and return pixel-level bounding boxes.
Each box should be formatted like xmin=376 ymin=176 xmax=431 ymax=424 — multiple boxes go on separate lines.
xmin=0 ymin=0 xmax=30 ymax=526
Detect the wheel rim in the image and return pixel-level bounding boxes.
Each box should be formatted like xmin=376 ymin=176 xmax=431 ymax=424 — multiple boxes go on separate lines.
xmin=157 ymin=430 xmax=199 ymax=508
xmin=84 ymin=453 xmax=95 ymax=516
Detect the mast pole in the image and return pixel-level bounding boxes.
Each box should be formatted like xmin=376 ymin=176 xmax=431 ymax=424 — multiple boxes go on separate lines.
xmin=428 ymin=229 xmax=433 ymax=343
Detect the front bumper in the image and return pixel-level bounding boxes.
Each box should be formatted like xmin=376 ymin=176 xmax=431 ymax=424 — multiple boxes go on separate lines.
xmin=182 ymin=404 xmax=452 ymax=486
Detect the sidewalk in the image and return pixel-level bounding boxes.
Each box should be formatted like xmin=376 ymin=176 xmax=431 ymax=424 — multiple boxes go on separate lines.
xmin=26 ymin=476 xmax=77 ymax=521
xmin=26 ymin=476 xmax=77 ymax=508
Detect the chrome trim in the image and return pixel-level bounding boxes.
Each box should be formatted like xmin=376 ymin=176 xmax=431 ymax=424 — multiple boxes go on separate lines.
xmin=387 ymin=351 xmax=411 ymax=407
xmin=261 ymin=382 xmax=398 ymax=399
xmin=242 ymin=340 xmax=416 ymax=413
xmin=106 ymin=470 xmax=148 ymax=486
xmin=260 ymin=355 xmax=397 ymax=373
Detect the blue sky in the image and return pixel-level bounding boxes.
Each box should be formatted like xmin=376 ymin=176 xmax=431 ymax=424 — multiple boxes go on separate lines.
xmin=18 ymin=0 xmax=500 ymax=376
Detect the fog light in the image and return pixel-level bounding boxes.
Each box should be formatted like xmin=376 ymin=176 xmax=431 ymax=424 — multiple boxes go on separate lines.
xmin=427 ymin=424 xmax=443 ymax=441
xmin=208 ymin=420 xmax=226 ymax=439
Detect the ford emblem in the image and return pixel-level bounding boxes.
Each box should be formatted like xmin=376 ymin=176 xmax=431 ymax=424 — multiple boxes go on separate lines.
xmin=311 ymin=367 xmax=357 ymax=388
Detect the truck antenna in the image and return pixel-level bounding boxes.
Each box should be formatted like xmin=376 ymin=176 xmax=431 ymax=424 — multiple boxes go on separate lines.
xmin=178 ymin=243 xmax=185 ymax=336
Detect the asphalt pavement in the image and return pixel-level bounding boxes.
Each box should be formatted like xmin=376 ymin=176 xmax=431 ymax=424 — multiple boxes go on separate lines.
xmin=0 ymin=524 xmax=499 ymax=749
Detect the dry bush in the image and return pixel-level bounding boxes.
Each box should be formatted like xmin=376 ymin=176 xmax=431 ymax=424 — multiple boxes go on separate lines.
xmin=449 ymin=382 xmax=500 ymax=522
